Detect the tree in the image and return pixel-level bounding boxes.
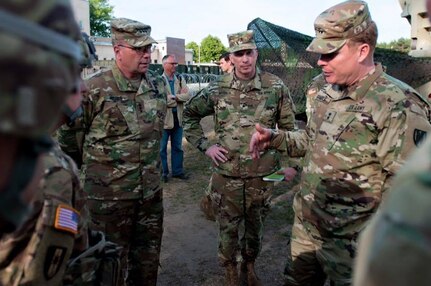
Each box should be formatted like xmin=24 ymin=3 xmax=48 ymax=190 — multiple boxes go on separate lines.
xmin=200 ymin=35 xmax=227 ymax=63
xmin=186 ymin=41 xmax=199 ymax=63
xmin=377 ymin=38 xmax=411 ymax=53
xmin=90 ymin=0 xmax=114 ymax=37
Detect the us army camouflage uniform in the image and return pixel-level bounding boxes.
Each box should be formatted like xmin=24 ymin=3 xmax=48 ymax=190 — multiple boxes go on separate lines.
xmin=353 ymin=136 xmax=431 ymax=286
xmin=0 ymin=142 xmax=88 ymax=285
xmin=0 ymin=0 xmax=81 ymax=236
xmin=59 ymin=64 xmax=167 ymax=286
xmin=274 ymin=63 xmax=431 ymax=285
xmin=183 ymin=68 xmax=296 ymax=265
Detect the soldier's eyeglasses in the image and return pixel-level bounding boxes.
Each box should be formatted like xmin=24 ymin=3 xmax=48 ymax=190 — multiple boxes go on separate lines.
xmin=118 ymin=44 xmax=155 ymax=54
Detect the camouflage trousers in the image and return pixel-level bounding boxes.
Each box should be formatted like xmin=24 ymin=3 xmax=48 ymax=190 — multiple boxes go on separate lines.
xmin=210 ymin=173 xmax=273 ymax=265
xmin=87 ymin=189 xmax=163 ymax=286
xmin=199 ymin=177 xmax=215 ymax=221
xmin=284 ymin=214 xmax=357 ymax=286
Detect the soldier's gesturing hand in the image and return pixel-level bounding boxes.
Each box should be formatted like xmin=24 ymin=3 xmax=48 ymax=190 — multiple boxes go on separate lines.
xmin=282 ymin=167 xmax=298 ymax=182
xmin=205 ymin=144 xmax=229 ymax=166
xmin=249 ymin=123 xmax=272 ymax=159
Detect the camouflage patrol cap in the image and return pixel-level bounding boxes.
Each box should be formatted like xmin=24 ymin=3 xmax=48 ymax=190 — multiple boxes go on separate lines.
xmin=227 ymin=30 xmax=257 ymax=53
xmin=306 ymin=0 xmax=372 ymax=54
xmin=111 ymin=18 xmax=157 ymax=47
xmin=0 ymin=0 xmax=82 ymax=139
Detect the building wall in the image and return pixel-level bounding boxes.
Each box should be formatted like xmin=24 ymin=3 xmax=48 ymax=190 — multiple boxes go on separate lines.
xmin=166 ymin=37 xmax=186 ymax=64
xmin=93 ymin=37 xmax=115 ymax=60
xmin=150 ymin=37 xmax=190 ymax=65
xmin=185 ymin=49 xmax=194 ymax=65
xmin=152 ymin=40 xmax=168 ymax=64
xmin=71 ymin=0 xmax=90 ymax=34
xmin=400 ymin=0 xmax=431 ymax=57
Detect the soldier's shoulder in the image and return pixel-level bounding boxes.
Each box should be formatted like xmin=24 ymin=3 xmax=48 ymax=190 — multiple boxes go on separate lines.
xmin=372 ymin=72 xmax=425 ymax=105
xmin=43 ymin=143 xmax=79 ymax=175
xmin=145 ymin=69 xmax=162 ymax=80
xmin=309 ymin=73 xmax=327 ymax=89
xmin=85 ymin=68 xmax=114 ymax=87
xmin=146 ymin=70 xmax=165 ymax=87
xmin=41 ymin=147 xmax=79 ymax=198
xmin=207 ymin=75 xmax=228 ymax=90
xmin=307 ymin=73 xmax=327 ymax=95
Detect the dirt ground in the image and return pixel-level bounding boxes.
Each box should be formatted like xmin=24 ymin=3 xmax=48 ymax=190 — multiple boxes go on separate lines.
xmin=157 ymin=117 xmax=297 ymax=286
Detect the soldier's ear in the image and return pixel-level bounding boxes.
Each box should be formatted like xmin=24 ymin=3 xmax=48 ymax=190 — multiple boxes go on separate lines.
xmin=113 ymin=44 xmax=121 ymax=56
xmin=357 ymin=43 xmax=370 ymax=63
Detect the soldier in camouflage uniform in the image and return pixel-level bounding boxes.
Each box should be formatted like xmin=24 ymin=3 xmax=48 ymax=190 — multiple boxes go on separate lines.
xmin=0 ymin=35 xmax=118 ymax=286
xmin=58 ymin=18 xmax=167 ymax=286
xmin=353 ymin=1 xmax=431 ymax=285
xmin=200 ymin=51 xmax=235 ymax=222
xmin=0 ymin=137 xmax=89 ymax=286
xmin=0 ymin=0 xmax=81 ymax=236
xmin=249 ymin=1 xmax=431 ymax=285
xmin=183 ymin=30 xmax=296 ymax=286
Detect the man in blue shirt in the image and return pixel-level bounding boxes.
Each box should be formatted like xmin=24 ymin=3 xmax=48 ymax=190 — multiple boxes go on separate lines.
xmin=160 ymin=54 xmax=191 ymax=182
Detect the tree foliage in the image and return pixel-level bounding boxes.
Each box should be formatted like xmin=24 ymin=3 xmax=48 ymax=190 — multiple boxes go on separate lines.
xmin=185 ymin=41 xmax=199 ymax=63
xmin=377 ymin=38 xmax=411 ymax=53
xmin=90 ymin=0 xmax=114 ymax=37
xmin=200 ymin=35 xmax=227 ymax=63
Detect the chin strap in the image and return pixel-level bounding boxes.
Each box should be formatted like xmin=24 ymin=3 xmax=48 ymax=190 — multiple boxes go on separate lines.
xmin=62 ymin=105 xmax=83 ymax=125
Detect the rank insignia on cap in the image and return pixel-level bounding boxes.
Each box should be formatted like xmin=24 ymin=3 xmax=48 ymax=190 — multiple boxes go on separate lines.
xmin=54 ymin=204 xmax=79 ymax=234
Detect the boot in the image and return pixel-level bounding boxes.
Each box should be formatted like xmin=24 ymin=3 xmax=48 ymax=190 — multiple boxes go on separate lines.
xmin=246 ymin=261 xmax=262 ymax=286
xmin=225 ymin=263 xmax=239 ymax=286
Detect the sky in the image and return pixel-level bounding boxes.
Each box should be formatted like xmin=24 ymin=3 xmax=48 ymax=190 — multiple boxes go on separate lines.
xmin=108 ymin=0 xmax=412 ymax=46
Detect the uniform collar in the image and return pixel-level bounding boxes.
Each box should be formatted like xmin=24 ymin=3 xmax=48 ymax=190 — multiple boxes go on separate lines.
xmin=327 ymin=63 xmax=384 ymax=101
xmin=221 ymin=67 xmax=262 ymax=92
xmin=112 ymin=64 xmax=145 ymax=92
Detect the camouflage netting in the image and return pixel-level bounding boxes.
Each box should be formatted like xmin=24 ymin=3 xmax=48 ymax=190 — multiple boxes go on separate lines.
xmin=248 ymin=18 xmax=431 ymax=115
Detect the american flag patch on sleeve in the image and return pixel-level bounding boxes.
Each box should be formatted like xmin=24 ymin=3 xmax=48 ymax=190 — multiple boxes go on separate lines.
xmin=54 ymin=204 xmax=80 ymax=235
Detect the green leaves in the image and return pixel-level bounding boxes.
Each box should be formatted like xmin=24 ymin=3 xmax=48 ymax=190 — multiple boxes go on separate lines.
xmin=89 ymin=0 xmax=114 ymax=37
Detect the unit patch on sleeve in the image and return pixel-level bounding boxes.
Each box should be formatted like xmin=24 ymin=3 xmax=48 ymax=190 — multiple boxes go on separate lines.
xmin=44 ymin=246 xmax=67 ymax=280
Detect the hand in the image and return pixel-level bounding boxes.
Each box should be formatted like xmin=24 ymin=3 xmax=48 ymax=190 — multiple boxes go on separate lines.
xmin=205 ymin=144 xmax=229 ymax=166
xmin=180 ymin=87 xmax=188 ymax=94
xmin=278 ymin=167 xmax=297 ymax=182
xmin=249 ymin=123 xmax=272 ymax=160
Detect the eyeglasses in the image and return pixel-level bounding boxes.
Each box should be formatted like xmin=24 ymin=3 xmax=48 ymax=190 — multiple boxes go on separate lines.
xmin=118 ymin=44 xmax=155 ymax=54
xmin=166 ymin=62 xmax=178 ymax=66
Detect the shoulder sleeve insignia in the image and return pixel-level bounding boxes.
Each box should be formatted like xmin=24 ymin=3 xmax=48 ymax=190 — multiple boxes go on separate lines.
xmin=54 ymin=204 xmax=79 ymax=235
xmin=44 ymin=246 xmax=67 ymax=280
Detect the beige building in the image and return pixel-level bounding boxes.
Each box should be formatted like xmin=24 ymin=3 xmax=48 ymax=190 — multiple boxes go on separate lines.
xmin=70 ymin=0 xmax=193 ymax=65
xmin=71 ymin=0 xmax=90 ymax=34
xmin=91 ymin=36 xmax=193 ymax=65
xmin=399 ymin=0 xmax=431 ymax=98
xmin=151 ymin=37 xmax=193 ymax=65
xmin=399 ymin=0 xmax=431 ymax=57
